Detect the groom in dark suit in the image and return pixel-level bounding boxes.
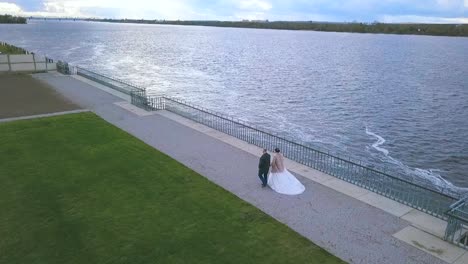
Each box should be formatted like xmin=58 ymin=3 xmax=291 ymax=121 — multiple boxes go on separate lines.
xmin=258 ymin=149 xmax=271 ymax=187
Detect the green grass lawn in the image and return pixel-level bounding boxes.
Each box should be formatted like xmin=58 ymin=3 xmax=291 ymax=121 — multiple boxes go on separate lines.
xmin=0 ymin=112 xmax=344 ymax=264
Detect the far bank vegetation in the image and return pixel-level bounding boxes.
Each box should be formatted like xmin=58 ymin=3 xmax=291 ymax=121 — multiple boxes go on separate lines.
xmin=0 ymin=14 xmax=27 ymax=24
xmin=86 ymin=19 xmax=468 ymax=37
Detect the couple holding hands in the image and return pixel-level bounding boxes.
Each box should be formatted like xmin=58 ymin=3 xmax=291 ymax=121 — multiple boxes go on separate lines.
xmin=258 ymin=148 xmax=305 ymax=195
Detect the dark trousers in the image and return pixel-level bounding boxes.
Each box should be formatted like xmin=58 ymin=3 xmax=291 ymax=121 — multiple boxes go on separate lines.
xmin=258 ymin=169 xmax=269 ymax=186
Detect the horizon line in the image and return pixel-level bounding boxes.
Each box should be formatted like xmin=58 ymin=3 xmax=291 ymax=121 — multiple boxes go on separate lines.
xmin=24 ymin=17 xmax=467 ymax=25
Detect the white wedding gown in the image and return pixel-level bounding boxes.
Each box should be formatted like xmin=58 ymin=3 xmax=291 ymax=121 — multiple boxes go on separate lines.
xmin=268 ymin=154 xmax=305 ymax=195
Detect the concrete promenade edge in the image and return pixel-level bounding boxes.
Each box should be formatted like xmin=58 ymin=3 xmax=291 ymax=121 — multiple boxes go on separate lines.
xmin=32 ymin=72 xmax=465 ymax=264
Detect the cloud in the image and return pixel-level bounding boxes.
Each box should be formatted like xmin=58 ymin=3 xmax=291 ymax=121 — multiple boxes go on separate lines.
xmin=0 ymin=3 xmax=22 ymax=14
xmin=230 ymin=0 xmax=273 ymax=20
xmin=437 ymin=0 xmax=454 ymax=7
xmin=0 ymin=0 xmax=467 ymax=23
xmin=0 ymin=0 xmax=203 ymax=19
xmin=381 ymin=14 xmax=468 ymax=23
xmin=0 ymin=1 xmax=87 ymax=17
xmin=238 ymin=0 xmax=272 ymax=11
xmin=0 ymin=1 xmax=97 ymax=17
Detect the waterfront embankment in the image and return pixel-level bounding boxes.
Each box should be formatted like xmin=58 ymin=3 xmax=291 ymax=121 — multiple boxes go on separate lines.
xmin=0 ymin=73 xmax=344 ymax=263
xmin=3 ymin=25 xmax=466 ymax=189
xmin=29 ymin=71 xmax=468 ymax=263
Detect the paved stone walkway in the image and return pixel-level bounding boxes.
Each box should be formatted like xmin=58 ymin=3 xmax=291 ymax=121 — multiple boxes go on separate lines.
xmin=33 ymin=72 xmax=450 ymax=264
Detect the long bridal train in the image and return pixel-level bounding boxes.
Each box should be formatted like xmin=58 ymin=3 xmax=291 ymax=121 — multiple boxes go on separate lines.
xmin=267 ymin=149 xmax=305 ymax=195
xmin=268 ymin=169 xmax=305 ymax=195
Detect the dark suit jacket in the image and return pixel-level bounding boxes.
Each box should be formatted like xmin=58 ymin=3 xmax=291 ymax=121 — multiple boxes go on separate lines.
xmin=258 ymin=153 xmax=271 ymax=171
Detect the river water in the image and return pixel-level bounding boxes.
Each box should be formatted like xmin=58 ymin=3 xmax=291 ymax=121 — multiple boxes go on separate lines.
xmin=1 ymin=20 xmax=467 ymax=193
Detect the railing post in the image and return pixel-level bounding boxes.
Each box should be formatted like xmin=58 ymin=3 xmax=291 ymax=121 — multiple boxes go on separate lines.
xmin=6 ymin=54 xmax=11 ymax=72
xmin=32 ymin=53 xmax=37 ymax=72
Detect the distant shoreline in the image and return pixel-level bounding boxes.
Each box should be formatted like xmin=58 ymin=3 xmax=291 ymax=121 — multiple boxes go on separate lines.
xmin=31 ymin=17 xmax=468 ymax=37
xmin=0 ymin=15 xmax=27 ymax=24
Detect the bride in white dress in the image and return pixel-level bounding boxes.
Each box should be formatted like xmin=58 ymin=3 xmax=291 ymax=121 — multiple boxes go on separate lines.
xmin=268 ymin=148 xmax=305 ymax=195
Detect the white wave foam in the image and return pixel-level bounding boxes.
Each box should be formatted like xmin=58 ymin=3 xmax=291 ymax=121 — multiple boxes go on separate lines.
xmin=365 ymin=127 xmax=389 ymax=156
xmin=364 ymin=127 xmax=467 ymax=193
xmin=92 ymin=44 xmax=104 ymax=59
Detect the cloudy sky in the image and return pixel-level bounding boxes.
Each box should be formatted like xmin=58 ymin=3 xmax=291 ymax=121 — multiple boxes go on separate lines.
xmin=0 ymin=0 xmax=467 ymax=23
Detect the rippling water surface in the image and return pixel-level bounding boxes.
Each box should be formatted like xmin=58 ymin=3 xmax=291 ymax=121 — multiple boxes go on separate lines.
xmin=1 ymin=20 xmax=467 ymax=192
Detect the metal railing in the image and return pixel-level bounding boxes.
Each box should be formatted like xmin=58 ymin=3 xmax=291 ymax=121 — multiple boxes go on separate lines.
xmin=130 ymin=89 xmax=149 ymax=110
xmin=72 ymin=66 xmax=464 ymax=223
xmin=129 ymin=91 xmax=165 ymax=111
xmin=76 ymin=67 xmax=145 ymax=95
xmin=57 ymin=60 xmax=72 ymax=75
xmin=150 ymin=95 xmax=458 ymax=220
xmin=148 ymin=96 xmax=166 ymax=110
xmin=445 ymin=196 xmax=468 ymax=249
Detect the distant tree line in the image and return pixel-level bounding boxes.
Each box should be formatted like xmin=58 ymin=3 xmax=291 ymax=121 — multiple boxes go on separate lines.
xmin=0 ymin=14 xmax=27 ymax=24
xmin=84 ymin=18 xmax=468 ymax=37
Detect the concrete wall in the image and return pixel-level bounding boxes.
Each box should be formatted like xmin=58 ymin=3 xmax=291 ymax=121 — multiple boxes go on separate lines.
xmin=0 ymin=55 xmax=8 ymax=63
xmin=0 ymin=54 xmax=57 ymax=73
xmin=0 ymin=64 xmax=9 ymax=71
